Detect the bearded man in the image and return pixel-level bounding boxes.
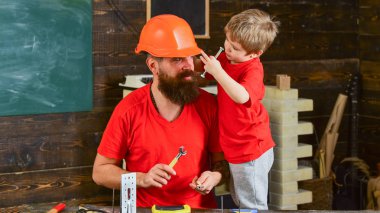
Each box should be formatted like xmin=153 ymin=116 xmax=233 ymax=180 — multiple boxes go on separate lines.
xmin=92 ymin=15 xmax=226 ymax=209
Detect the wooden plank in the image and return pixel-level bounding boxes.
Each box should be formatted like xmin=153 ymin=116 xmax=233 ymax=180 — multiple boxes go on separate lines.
xmin=359 ymin=61 xmax=380 ymax=117
xmin=359 ymin=5 xmax=380 ymax=35
xmin=359 ymin=96 xmax=380 ymax=118
xmin=359 ymin=141 xmax=380 ymax=169
xmin=358 ymin=117 xmax=380 ymax=143
xmin=263 ymin=32 xmax=357 ymax=60
xmin=92 ymin=44 xmax=146 ymax=68
xmin=0 ymin=132 xmax=101 ymax=172
xmin=92 ymin=1 xmax=359 ymax=64
xmin=92 ymin=32 xmax=140 ymax=67
xmin=93 ymin=0 xmax=144 ymax=11
xmin=211 ymin=0 xmax=358 ymax=33
xmin=93 ymin=0 xmax=145 ymax=33
xmin=360 ymin=0 xmax=380 ymax=6
xmin=0 ymin=166 xmax=113 ymax=207
xmin=360 ymin=61 xmax=380 ymax=92
xmin=0 ymin=196 xmax=118 ymax=212
xmin=93 ymin=66 xmax=133 ymax=108
xmin=256 ymin=2 xmax=357 ymax=33
xmin=360 ymin=35 xmax=380 ymax=61
xmin=0 ymin=111 xmax=111 ymax=138
xmin=202 ymin=32 xmax=358 ymax=60
xmin=263 ymin=59 xmax=358 ymax=87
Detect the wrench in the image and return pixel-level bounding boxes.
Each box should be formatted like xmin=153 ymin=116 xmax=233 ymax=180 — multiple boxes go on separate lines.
xmin=200 ymin=47 xmax=224 ymax=78
xmin=169 ymin=146 xmax=187 ymax=168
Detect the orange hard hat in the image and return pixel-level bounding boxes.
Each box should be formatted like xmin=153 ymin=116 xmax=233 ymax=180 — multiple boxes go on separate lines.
xmin=135 ymin=14 xmax=201 ymax=57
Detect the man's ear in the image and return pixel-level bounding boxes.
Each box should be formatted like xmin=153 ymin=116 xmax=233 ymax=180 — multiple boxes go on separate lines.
xmin=146 ymin=57 xmax=159 ymax=75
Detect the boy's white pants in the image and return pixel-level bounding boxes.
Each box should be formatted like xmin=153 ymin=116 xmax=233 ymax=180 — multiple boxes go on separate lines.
xmin=229 ymin=148 xmax=274 ymax=210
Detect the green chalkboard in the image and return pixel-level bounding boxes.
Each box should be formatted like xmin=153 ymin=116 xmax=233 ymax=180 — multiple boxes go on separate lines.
xmin=0 ymin=0 xmax=92 ymax=116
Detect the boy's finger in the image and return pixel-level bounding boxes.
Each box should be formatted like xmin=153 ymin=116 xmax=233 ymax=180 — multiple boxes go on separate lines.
xmin=199 ymin=56 xmax=207 ymax=64
xmin=200 ymin=50 xmax=210 ymax=60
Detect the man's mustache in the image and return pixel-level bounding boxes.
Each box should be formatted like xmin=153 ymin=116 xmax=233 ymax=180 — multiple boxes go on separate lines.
xmin=177 ymin=69 xmax=196 ymax=78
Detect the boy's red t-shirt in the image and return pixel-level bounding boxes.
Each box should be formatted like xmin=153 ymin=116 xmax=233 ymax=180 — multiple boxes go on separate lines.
xmin=217 ymin=52 xmax=275 ymax=164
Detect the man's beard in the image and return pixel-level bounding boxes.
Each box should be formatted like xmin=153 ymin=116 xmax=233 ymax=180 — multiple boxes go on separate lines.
xmin=157 ymin=69 xmax=200 ymax=105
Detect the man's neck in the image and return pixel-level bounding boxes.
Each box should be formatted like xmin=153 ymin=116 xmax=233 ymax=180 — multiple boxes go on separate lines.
xmin=150 ymin=84 xmax=183 ymax=122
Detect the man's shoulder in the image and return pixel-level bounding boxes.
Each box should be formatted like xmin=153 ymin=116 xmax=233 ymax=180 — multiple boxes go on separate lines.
xmin=192 ymin=89 xmax=217 ymax=114
xmin=197 ymin=89 xmax=217 ymax=103
xmin=116 ymin=85 xmax=149 ymax=112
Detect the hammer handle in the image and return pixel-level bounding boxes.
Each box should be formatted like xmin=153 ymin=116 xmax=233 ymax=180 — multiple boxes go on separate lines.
xmin=169 ymin=157 xmax=178 ymax=168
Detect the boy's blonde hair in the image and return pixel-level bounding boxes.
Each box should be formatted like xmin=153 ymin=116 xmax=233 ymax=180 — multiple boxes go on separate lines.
xmin=224 ymin=9 xmax=280 ymax=54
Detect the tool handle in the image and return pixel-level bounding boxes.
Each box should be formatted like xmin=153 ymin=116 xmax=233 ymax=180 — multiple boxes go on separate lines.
xmin=46 ymin=203 xmax=66 ymax=213
xmin=169 ymin=157 xmax=178 ymax=168
xmin=214 ymin=47 xmax=224 ymax=58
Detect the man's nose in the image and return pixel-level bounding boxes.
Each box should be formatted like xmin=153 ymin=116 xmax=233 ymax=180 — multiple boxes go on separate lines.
xmin=182 ymin=56 xmax=194 ymax=71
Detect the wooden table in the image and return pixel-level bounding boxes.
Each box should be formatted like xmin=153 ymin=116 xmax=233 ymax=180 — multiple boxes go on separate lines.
xmin=1 ymin=198 xmax=378 ymax=213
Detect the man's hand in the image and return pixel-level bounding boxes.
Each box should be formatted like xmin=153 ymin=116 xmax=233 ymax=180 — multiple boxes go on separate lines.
xmin=137 ymin=164 xmax=176 ymax=188
xmin=189 ymin=171 xmax=222 ymax=194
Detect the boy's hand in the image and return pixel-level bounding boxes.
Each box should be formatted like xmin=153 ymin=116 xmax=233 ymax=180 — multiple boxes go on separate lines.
xmin=200 ymin=50 xmax=224 ymax=77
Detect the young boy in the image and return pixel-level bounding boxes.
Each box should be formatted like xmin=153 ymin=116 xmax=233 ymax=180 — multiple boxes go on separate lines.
xmin=200 ymin=9 xmax=280 ymax=209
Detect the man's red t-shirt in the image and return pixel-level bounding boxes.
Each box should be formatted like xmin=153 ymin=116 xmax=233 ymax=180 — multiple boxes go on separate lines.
xmin=98 ymin=84 xmax=220 ymax=208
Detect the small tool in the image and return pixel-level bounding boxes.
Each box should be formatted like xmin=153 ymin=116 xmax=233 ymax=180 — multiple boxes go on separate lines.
xmin=121 ymin=173 xmax=136 ymax=213
xmin=196 ymin=184 xmax=204 ymax=190
xmin=201 ymin=47 xmax=224 ymax=78
xmin=231 ymin=209 xmax=257 ymax=213
xmin=169 ymin=146 xmax=187 ymax=168
xmin=152 ymin=205 xmax=191 ymax=213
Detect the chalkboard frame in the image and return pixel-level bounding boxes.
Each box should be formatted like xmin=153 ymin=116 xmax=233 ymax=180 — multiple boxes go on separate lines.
xmin=146 ymin=0 xmax=210 ymax=39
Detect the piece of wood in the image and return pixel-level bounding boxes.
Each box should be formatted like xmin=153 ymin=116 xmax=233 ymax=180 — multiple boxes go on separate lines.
xmin=325 ymin=133 xmax=339 ymax=176
xmin=276 ymin=75 xmax=291 ymax=90
xmin=315 ymin=94 xmax=347 ymax=178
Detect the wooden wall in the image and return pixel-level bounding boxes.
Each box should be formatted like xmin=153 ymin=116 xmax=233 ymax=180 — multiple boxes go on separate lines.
xmin=358 ymin=0 xmax=380 ymax=169
xmin=1 ymin=0 xmax=378 ymax=207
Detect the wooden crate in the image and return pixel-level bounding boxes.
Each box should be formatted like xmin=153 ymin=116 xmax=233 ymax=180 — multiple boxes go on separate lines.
xmin=298 ymin=176 xmax=333 ymax=210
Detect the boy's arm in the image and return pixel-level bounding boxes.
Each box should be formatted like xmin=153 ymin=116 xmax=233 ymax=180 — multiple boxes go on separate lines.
xmin=200 ymin=51 xmax=249 ymax=104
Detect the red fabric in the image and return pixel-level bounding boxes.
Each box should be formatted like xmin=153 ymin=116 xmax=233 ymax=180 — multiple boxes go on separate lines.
xmin=217 ymin=52 xmax=275 ymax=164
xmin=98 ymin=84 xmax=220 ymax=208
